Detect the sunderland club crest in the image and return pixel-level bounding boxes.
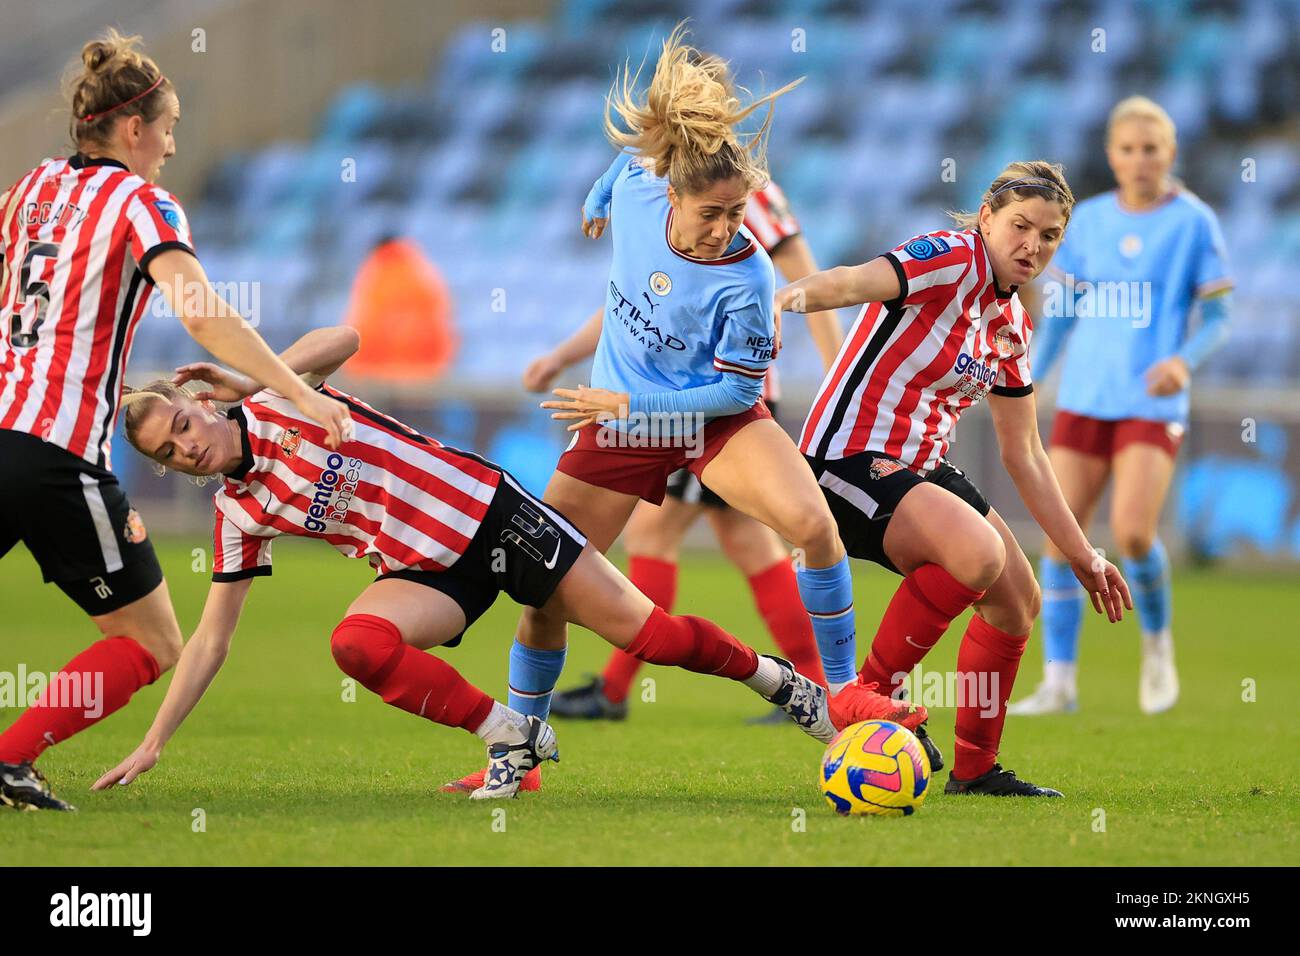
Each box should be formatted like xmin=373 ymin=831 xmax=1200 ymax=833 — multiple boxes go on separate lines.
xmin=869 ymin=458 xmax=905 ymax=480
xmin=994 ymin=327 xmax=1015 ymax=359
xmin=279 ymin=427 xmax=302 ymax=457
xmin=123 ymin=508 xmax=148 ymax=545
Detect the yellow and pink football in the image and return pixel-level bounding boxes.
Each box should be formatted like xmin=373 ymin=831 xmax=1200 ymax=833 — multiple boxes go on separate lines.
xmin=820 ymin=719 xmax=932 ymax=817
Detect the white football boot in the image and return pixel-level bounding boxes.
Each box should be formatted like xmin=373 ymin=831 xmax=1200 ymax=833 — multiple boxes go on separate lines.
xmin=1007 ymin=680 xmax=1078 ymax=716
xmin=470 ymin=716 xmax=559 ymax=800
xmin=1139 ymin=630 xmax=1179 ymax=714
xmin=764 ymin=656 xmax=837 ymax=743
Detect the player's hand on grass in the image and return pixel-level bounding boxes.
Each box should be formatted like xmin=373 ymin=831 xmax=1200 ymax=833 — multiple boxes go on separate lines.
xmin=522 ymin=352 xmax=565 ymax=393
xmin=581 ymin=205 xmax=608 ymax=239
xmin=1144 ymin=356 xmax=1190 ymax=396
xmin=542 ymin=385 xmax=628 ymax=431
xmin=173 ymin=362 xmax=257 ymax=402
xmin=91 ymin=745 xmax=161 ymax=790
xmin=1070 ymin=549 xmax=1133 ymax=623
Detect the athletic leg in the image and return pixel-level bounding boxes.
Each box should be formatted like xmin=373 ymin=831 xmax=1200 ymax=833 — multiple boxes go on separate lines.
xmin=946 ymin=510 xmax=1062 ymax=796
xmin=600 ymin=497 xmax=699 ymax=705
xmin=856 ymin=482 xmax=1005 ymax=698
xmin=513 ymin=470 xmax=639 ymax=652
xmin=1111 ymin=440 xmax=1178 ymax=713
xmin=1017 ymin=445 xmax=1110 ymax=712
xmin=541 ymin=544 xmax=836 ymax=743
xmin=710 ymin=506 xmax=826 ymax=686
xmin=337 ymin=579 xmax=555 ymax=798
xmin=0 ymin=579 xmax=181 ymax=766
xmin=700 ymin=419 xmax=858 ymax=692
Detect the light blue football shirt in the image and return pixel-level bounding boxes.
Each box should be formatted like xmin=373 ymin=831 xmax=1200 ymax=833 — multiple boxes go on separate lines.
xmin=585 ymin=153 xmax=776 ymax=434
xmin=1040 ymin=188 xmax=1232 ymax=424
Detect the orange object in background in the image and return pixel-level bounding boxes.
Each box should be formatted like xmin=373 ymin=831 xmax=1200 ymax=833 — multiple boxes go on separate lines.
xmin=342 ymin=236 xmax=457 ymax=380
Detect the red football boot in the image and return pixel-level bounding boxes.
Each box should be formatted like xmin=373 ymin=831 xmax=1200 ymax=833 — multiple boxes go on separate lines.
xmin=441 ymin=765 xmax=542 ymax=794
xmin=828 ymin=677 xmax=928 ymax=732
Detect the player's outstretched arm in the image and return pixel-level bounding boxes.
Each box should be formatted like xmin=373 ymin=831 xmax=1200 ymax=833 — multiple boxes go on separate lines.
xmin=287 ymin=325 xmax=362 ymax=387
xmin=149 ymin=249 xmax=353 ymax=449
xmin=522 ymin=308 xmax=603 ymax=392
xmin=770 ymin=235 xmax=845 ymax=370
xmin=988 ymin=392 xmax=1132 ymax=623
xmin=580 ymin=151 xmax=633 ymax=239
xmin=774 ymin=256 xmax=903 ymax=317
xmin=173 ymin=326 xmax=363 ymax=400
xmin=91 ymin=578 xmax=255 ymax=791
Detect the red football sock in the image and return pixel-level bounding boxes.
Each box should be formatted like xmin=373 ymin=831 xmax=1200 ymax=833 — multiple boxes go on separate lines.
xmin=331 ymin=614 xmax=493 ymax=732
xmin=859 ymin=563 xmax=985 ymax=696
xmin=602 ymin=556 xmax=678 ymax=704
xmin=953 ymin=615 xmax=1028 ymax=780
xmin=0 ymin=635 xmax=160 ymax=765
xmin=749 ymin=560 xmax=826 ymax=686
xmin=623 ymin=607 xmax=758 ymax=681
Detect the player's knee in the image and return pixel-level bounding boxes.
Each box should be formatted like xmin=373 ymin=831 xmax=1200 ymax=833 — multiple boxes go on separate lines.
xmin=715 ymin=524 xmax=758 ymax=568
xmin=330 ymin=615 xmax=400 ymax=682
xmin=951 ymin=528 xmax=1005 ymax=592
xmin=787 ymin=504 xmax=839 ymax=558
xmin=1113 ymin=525 xmax=1155 ymax=560
xmin=624 ymin=525 xmax=677 ymax=561
xmin=516 ymin=625 xmax=567 ymax=653
xmin=132 ymin=624 xmax=182 ymax=673
xmin=148 ymin=633 xmax=182 ymax=673
xmin=520 ymin=602 xmax=566 ymax=636
xmin=1025 ymin=576 xmax=1043 ymax=623
xmin=154 ymin=640 xmax=181 ymax=673
xmin=996 ymin=582 xmax=1041 ymax=637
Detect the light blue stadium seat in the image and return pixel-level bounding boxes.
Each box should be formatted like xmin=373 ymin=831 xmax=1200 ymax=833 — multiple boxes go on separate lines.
xmin=319 ymin=84 xmax=387 ymax=142
xmin=179 ymin=0 xmax=1299 ymax=392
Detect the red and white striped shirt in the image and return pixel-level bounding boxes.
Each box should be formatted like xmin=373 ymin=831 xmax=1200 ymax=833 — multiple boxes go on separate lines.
xmin=0 ymin=155 xmax=194 ymax=468
xmin=744 ymin=180 xmax=802 ymax=405
xmin=211 ymin=384 xmax=502 ymax=581
xmin=745 ymin=180 xmax=800 ymax=254
xmin=800 ymin=229 xmax=1034 ymax=475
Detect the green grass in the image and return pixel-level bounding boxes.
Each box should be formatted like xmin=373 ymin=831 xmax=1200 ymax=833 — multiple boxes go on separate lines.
xmin=3 ymin=537 xmax=1298 ymax=865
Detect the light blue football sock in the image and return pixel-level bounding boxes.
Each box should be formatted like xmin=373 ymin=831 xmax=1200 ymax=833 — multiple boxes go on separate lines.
xmin=1122 ymin=537 xmax=1172 ymax=636
xmin=508 ymin=639 xmax=567 ymax=721
xmin=795 ymin=556 xmax=857 ymax=687
xmin=1040 ymin=556 xmax=1085 ymax=665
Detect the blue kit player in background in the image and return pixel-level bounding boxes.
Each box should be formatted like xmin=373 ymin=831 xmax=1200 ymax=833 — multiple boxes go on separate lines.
xmin=1010 ymin=96 xmax=1233 ymax=716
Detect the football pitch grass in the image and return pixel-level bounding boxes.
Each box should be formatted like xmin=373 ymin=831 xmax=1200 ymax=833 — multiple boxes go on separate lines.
xmin=3 ymin=538 xmax=1297 ymax=866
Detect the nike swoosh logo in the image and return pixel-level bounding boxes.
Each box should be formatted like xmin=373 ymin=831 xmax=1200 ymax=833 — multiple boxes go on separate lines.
xmin=544 ymin=536 xmax=562 ymax=570
xmin=905 ymin=635 xmax=938 ymax=651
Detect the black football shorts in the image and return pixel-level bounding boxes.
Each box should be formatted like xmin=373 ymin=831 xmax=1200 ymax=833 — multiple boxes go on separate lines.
xmin=377 ymin=466 xmax=587 ymax=646
xmin=0 ymin=428 xmax=163 ymax=615
xmin=807 ymin=450 xmax=990 ymax=575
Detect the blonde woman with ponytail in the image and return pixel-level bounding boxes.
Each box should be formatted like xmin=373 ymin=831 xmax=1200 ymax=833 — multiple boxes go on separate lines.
xmin=776 ymin=162 xmax=1132 ymax=797
xmin=1010 ymin=97 xmax=1234 ymax=718
xmin=0 ymin=29 xmax=350 ymax=811
xmin=467 ymin=23 xmax=924 ymax=794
